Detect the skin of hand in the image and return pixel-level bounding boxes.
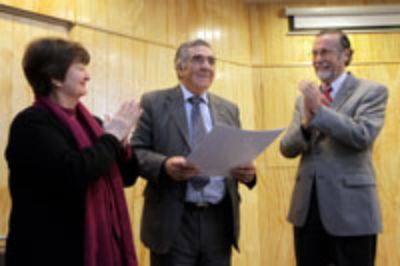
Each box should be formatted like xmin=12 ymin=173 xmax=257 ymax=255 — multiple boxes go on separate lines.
xmin=230 ymin=162 xmax=256 ymax=184
xmin=104 ymin=99 xmax=142 ymax=142
xmin=165 ymin=156 xmax=200 ymax=181
xmin=298 ymin=80 xmax=323 ymax=128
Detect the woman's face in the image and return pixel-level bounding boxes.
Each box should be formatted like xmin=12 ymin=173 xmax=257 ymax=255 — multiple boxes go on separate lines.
xmin=55 ymin=62 xmax=90 ymax=99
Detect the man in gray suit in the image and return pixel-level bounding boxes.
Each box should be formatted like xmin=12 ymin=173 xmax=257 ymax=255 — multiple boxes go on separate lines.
xmin=280 ymin=29 xmax=388 ymax=266
xmin=132 ymin=39 xmax=256 ymax=266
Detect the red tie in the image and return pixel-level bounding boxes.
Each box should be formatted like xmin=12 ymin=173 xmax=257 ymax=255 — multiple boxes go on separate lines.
xmin=321 ymin=86 xmax=333 ymax=107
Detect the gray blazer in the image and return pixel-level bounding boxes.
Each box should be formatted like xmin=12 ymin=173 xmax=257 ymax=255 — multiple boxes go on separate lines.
xmin=132 ymin=86 xmax=253 ymax=254
xmin=280 ymin=73 xmax=388 ymax=236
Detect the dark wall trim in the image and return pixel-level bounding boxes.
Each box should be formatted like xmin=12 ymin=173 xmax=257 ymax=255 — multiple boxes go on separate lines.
xmin=0 ymin=3 xmax=73 ymax=30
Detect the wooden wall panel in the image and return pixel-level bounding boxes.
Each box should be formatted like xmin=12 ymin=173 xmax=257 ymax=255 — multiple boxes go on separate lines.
xmin=0 ymin=0 xmax=74 ymax=20
xmin=70 ymin=24 xmax=256 ymax=266
xmin=213 ymin=63 xmax=255 ymax=128
xmin=250 ymin=1 xmax=400 ymax=264
xmin=211 ymin=63 xmax=259 ymax=265
xmin=2 ymin=0 xmax=252 ymax=64
xmin=256 ymin=165 xmax=297 ymax=266
xmin=249 ymin=0 xmax=400 ymax=66
xmin=252 ymin=63 xmax=400 ymax=266
xmin=2 ymin=0 xmax=399 ymax=265
xmin=253 ymin=66 xmax=315 ymax=168
xmin=74 ymin=0 xmax=251 ymax=64
xmin=0 ymin=13 xmax=13 ymax=189
xmin=0 ymin=0 xmax=254 ymax=253
xmin=352 ymin=64 xmax=400 ymax=266
xmin=0 ymin=10 xmax=67 ymax=241
xmin=2 ymin=0 xmax=251 ymax=264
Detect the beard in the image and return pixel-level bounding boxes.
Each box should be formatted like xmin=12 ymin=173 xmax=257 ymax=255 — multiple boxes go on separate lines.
xmin=316 ymin=69 xmax=334 ymax=83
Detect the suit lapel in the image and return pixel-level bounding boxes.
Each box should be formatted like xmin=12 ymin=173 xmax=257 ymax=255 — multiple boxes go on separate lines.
xmin=313 ymin=74 xmax=358 ymax=143
xmin=208 ymin=94 xmax=228 ymax=126
xmin=332 ymin=73 xmax=358 ymax=111
xmin=166 ymin=87 xmax=191 ymax=148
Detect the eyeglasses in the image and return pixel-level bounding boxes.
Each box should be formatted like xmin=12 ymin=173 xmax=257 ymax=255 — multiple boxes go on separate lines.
xmin=190 ymin=55 xmax=216 ymax=66
xmin=312 ymin=48 xmax=340 ymax=58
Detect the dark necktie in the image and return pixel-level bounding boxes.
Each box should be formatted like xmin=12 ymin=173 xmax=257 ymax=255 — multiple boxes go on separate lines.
xmin=321 ymin=86 xmax=333 ymax=106
xmin=188 ymin=96 xmax=210 ymax=190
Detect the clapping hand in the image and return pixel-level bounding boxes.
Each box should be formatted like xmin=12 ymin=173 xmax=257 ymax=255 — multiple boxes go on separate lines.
xmin=298 ymin=80 xmax=322 ymax=127
xmin=104 ymin=99 xmax=142 ymax=143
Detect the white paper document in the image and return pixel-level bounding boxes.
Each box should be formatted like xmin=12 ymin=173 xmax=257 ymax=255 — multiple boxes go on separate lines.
xmin=187 ymin=125 xmax=284 ymax=176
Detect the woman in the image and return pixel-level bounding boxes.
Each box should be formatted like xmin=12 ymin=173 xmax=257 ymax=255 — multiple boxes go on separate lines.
xmin=5 ymin=37 xmax=140 ymax=266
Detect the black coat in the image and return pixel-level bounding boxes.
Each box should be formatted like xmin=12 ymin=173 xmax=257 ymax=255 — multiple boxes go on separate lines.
xmin=5 ymin=106 xmax=139 ymax=266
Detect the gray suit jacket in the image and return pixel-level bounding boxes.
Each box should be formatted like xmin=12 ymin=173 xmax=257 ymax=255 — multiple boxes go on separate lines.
xmin=280 ymin=73 xmax=388 ymax=236
xmin=132 ymin=86 xmax=253 ymax=254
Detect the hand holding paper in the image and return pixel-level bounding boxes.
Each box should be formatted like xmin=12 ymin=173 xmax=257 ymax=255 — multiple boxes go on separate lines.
xmin=230 ymin=162 xmax=257 ymax=184
xmin=164 ymin=156 xmax=199 ymax=181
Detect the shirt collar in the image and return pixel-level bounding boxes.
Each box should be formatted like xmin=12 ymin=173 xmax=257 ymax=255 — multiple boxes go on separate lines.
xmin=180 ymin=84 xmax=209 ymax=104
xmin=329 ymin=72 xmax=348 ymax=99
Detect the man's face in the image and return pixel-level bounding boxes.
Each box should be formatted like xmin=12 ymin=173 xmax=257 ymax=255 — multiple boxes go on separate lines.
xmin=179 ymin=45 xmax=215 ymax=95
xmin=312 ymin=33 xmax=349 ymax=84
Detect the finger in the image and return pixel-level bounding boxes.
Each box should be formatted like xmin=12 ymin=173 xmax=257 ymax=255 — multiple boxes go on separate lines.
xmin=130 ymin=99 xmax=140 ymax=110
xmin=104 ymin=113 xmax=112 ymax=123
xmin=302 ymin=88 xmax=312 ymax=98
xmin=241 ymin=174 xmax=254 ymax=181
xmin=239 ymin=164 xmax=255 ymax=171
xmin=120 ymin=101 xmax=131 ymax=114
xmin=232 ymin=164 xmax=253 ymax=173
xmin=182 ymin=161 xmax=199 ymax=170
xmin=236 ymin=167 xmax=253 ymax=173
xmin=126 ymin=100 xmax=136 ymax=114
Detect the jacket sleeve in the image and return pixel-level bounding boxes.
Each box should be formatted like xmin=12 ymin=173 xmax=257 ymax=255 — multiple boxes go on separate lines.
xmin=95 ymin=116 xmax=139 ymax=187
xmin=131 ymin=93 xmax=168 ymax=185
xmin=116 ymin=147 xmax=140 ymax=187
xmin=6 ymin=110 xmax=128 ymax=191
xmin=280 ymin=96 xmax=311 ymax=158
xmin=310 ymin=85 xmax=388 ymax=150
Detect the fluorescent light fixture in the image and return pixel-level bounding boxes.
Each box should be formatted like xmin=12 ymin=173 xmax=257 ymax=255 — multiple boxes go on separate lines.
xmin=194 ymin=29 xmax=221 ymax=40
xmin=285 ymin=5 xmax=400 ymax=34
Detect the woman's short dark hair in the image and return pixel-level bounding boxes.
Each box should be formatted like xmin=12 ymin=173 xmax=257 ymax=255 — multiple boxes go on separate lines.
xmin=22 ymin=37 xmax=90 ymax=97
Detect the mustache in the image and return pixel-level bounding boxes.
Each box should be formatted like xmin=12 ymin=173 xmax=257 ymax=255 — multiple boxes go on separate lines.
xmin=315 ymin=62 xmax=330 ymax=68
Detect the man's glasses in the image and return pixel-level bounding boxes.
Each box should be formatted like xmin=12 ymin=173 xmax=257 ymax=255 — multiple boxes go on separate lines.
xmin=190 ymin=55 xmax=216 ymax=66
xmin=312 ymin=48 xmax=339 ymax=58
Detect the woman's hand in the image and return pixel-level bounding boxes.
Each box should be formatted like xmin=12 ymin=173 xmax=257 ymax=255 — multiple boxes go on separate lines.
xmin=104 ymin=99 xmax=142 ymax=142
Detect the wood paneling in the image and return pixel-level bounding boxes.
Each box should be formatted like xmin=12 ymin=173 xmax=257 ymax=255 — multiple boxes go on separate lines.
xmin=0 ymin=0 xmax=74 ymax=20
xmin=1 ymin=0 xmax=252 ymax=64
xmin=252 ymin=63 xmax=400 ymax=266
xmin=250 ymin=1 xmax=400 ymax=265
xmin=74 ymin=0 xmax=252 ymax=64
xmin=1 ymin=0 xmax=400 ymax=265
xmin=249 ymin=0 xmax=400 ymax=66
xmin=0 ymin=10 xmax=67 ymax=240
xmin=70 ymin=24 xmax=256 ymax=265
xmin=0 ymin=1 xmax=254 ymax=264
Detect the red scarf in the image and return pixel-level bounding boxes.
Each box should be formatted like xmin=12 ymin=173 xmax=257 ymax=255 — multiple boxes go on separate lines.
xmin=35 ymin=97 xmax=138 ymax=266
